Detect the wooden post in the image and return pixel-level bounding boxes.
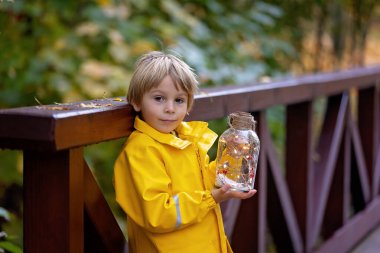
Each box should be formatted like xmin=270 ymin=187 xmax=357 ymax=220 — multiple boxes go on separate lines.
xmin=23 ymin=148 xmax=84 ymax=253
xmin=286 ymin=101 xmax=313 ymax=251
xmin=358 ymin=86 xmax=379 ymax=199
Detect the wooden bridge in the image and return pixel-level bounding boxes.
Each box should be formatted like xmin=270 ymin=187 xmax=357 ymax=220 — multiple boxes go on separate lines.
xmin=0 ymin=65 xmax=379 ymax=252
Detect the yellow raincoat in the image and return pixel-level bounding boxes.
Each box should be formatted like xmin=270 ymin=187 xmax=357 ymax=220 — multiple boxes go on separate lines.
xmin=114 ymin=116 xmax=233 ymax=253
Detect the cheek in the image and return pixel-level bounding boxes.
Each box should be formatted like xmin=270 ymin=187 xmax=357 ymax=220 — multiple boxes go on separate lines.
xmin=183 ymin=105 xmax=189 ymax=112
xmin=179 ymin=106 xmax=188 ymax=117
xmin=141 ymin=105 xmax=160 ymax=118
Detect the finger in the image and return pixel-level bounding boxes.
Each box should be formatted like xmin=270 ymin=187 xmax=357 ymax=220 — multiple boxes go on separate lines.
xmin=221 ymin=184 xmax=231 ymax=193
xmin=231 ymin=189 xmax=257 ymax=199
xmin=244 ymin=189 xmax=257 ymax=198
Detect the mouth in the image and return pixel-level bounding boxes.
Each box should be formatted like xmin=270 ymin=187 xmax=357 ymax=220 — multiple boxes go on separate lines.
xmin=161 ymin=119 xmax=177 ymax=123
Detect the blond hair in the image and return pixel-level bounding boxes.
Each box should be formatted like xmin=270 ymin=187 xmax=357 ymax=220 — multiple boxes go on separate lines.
xmin=127 ymin=51 xmax=198 ymax=110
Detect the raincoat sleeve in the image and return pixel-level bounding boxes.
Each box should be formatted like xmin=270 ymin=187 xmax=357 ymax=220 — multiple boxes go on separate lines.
xmin=205 ymin=158 xmax=217 ymax=189
xmin=114 ymin=139 xmax=217 ymax=234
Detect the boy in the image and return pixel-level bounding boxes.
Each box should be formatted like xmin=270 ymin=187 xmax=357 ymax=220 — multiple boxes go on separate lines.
xmin=114 ymin=51 xmax=256 ymax=253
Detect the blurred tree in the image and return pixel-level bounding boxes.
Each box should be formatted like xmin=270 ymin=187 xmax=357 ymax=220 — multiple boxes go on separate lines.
xmin=266 ymin=0 xmax=380 ymax=72
xmin=0 ymin=0 xmax=293 ymax=109
xmin=348 ymin=0 xmax=378 ymax=66
xmin=0 ymin=0 xmax=379 ymax=250
xmin=0 ymin=0 xmax=292 ymax=248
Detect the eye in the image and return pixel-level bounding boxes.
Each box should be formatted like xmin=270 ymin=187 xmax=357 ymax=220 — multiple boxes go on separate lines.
xmin=175 ymin=97 xmax=186 ymax=104
xmin=153 ymin=96 xmax=165 ymax=102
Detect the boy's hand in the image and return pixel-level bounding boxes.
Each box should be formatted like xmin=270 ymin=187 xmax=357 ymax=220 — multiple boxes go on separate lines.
xmin=211 ymin=185 xmax=257 ymax=203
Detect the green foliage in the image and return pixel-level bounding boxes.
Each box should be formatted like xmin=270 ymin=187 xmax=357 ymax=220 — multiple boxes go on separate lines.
xmin=0 ymin=241 xmax=22 ymax=253
xmin=0 ymin=151 xmax=22 ymax=251
xmin=0 ymin=2 xmax=293 ymax=245
xmin=0 ymin=0 xmax=293 ymax=109
xmin=267 ymin=106 xmax=285 ymax=166
xmin=0 ymin=207 xmax=22 ymax=253
xmin=208 ymin=117 xmax=229 ymax=160
xmin=1 ymin=0 xmax=378 ymax=250
xmin=84 ymin=139 xmax=126 ymax=218
xmin=164 ymin=0 xmax=294 ymax=85
xmin=0 ymin=151 xmax=22 ymax=187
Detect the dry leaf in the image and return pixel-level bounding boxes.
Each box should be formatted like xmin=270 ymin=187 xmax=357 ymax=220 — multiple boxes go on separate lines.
xmin=37 ymin=106 xmax=70 ymax=111
xmin=80 ymin=102 xmax=102 ymax=108
xmin=79 ymin=102 xmax=113 ymax=108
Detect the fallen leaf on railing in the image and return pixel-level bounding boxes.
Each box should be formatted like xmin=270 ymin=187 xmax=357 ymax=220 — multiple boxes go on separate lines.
xmin=35 ymin=97 xmax=72 ymax=110
xmin=37 ymin=106 xmax=71 ymax=110
xmin=79 ymin=102 xmax=112 ymax=108
xmin=113 ymin=97 xmax=124 ymax=102
xmin=36 ymin=101 xmax=115 ymax=111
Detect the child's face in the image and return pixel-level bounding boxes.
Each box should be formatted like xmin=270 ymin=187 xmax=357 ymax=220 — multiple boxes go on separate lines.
xmin=132 ymin=75 xmax=189 ymax=133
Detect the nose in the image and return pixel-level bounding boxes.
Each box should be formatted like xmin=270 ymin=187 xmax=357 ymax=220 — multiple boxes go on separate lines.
xmin=165 ymin=101 xmax=175 ymax=113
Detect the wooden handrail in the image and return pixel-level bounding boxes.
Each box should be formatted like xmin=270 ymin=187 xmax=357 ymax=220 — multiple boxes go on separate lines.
xmin=0 ymin=65 xmax=379 ymax=252
xmin=1 ymin=65 xmax=379 ymax=150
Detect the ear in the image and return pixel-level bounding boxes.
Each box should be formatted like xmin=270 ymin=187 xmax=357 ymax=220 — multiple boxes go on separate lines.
xmin=131 ymin=102 xmax=141 ymax=112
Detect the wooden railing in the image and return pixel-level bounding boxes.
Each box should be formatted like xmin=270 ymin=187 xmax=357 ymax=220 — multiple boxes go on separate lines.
xmin=0 ymin=65 xmax=380 ymax=253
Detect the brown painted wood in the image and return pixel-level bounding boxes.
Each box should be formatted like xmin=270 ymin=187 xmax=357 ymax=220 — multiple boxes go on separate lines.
xmin=23 ymin=148 xmax=84 ymax=253
xmin=375 ymin=148 xmax=380 ymax=196
xmin=264 ymin=120 xmax=303 ymax=253
xmin=349 ymin=113 xmax=371 ymax=202
xmin=311 ymin=94 xmax=348 ymax=246
xmin=55 ymin=105 xmax=135 ymax=151
xmin=286 ymin=101 xmax=314 ymax=250
xmin=373 ymin=83 xmax=380 ymax=196
xmin=189 ymin=65 xmax=380 ymax=121
xmin=256 ymin=112 xmax=268 ymax=253
xmin=230 ymin=188 xmax=260 ymax=253
xmin=1 ymin=66 xmax=380 ymax=150
xmin=1 ymin=65 xmax=380 ymax=253
xmin=321 ymin=123 xmax=346 ymax=240
xmin=358 ymin=86 xmax=377 ymax=199
xmin=0 ymin=101 xmax=135 ymax=151
xmin=83 ymin=162 xmax=127 ymax=252
xmin=314 ymin=196 xmax=380 ymax=253
xmin=343 ymin=120 xmax=352 ymax=223
xmin=84 ymin=209 xmax=109 ymax=253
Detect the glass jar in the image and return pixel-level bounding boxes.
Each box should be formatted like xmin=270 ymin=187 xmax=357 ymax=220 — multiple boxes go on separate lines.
xmin=215 ymin=112 xmax=260 ymax=192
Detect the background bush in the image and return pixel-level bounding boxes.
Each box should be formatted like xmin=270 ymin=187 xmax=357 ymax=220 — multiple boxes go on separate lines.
xmin=1 ymin=0 xmax=379 ymax=250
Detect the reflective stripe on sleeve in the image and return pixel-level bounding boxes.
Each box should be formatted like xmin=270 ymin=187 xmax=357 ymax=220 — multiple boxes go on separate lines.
xmin=173 ymin=194 xmax=182 ymax=228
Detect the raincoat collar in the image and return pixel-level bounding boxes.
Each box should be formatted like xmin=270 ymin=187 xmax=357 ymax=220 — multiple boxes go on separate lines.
xmin=133 ymin=116 xmax=217 ymax=151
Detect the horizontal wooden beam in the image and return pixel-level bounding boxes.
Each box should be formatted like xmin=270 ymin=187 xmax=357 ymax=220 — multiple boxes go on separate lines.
xmin=0 ymin=100 xmax=135 ymax=151
xmin=189 ymin=65 xmax=380 ymax=120
xmin=314 ymin=196 xmax=380 ymax=253
xmin=1 ymin=65 xmax=380 ymax=151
